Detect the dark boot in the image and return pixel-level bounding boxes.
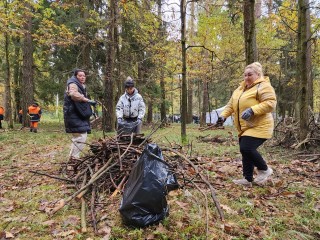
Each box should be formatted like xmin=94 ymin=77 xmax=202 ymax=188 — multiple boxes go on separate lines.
xmin=30 ymin=128 xmax=33 ymax=132
xmin=33 ymin=128 xmax=38 ymax=133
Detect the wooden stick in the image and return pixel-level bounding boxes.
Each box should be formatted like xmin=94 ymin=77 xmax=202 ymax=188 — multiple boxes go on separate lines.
xmin=74 ymin=167 xmax=89 ymax=182
xmin=297 ymin=153 xmax=320 ymax=157
xmin=162 ymin=147 xmax=224 ymax=221
xmin=76 ymin=159 xmax=109 ymax=200
xmin=138 ymin=119 xmax=165 ymax=147
xmin=81 ymin=199 xmax=87 ymax=233
xmin=29 ymin=170 xmax=74 ymax=183
xmin=302 ymin=157 xmax=319 ymax=162
xmin=91 ymin=161 xmax=100 ymax=233
xmin=91 ymin=164 xmax=99 ymax=233
xmin=117 ymin=142 xmax=123 ymax=171
xmin=80 ymin=173 xmax=87 ymax=233
xmin=49 ymin=157 xmax=116 ymax=215
xmin=110 ymin=174 xmax=128 ymax=198
xmin=118 ymin=133 xmax=134 ymax=162
xmin=109 ymin=172 xmax=118 ymax=189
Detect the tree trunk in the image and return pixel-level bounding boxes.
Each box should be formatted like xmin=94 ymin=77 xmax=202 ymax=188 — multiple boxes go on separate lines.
xmin=255 ymin=0 xmax=262 ymax=18
xmin=180 ymin=0 xmax=187 ymax=143
xmin=243 ymin=0 xmax=257 ymax=65
xmin=81 ymin=0 xmax=92 ymax=71
xmin=187 ymin=1 xmax=195 ymax=124
xmin=103 ymin=0 xmax=117 ymax=132
xmin=13 ymin=37 xmax=21 ymax=122
xmin=297 ymin=0 xmax=312 ymax=141
xmin=201 ymin=78 xmax=208 ymax=127
xmin=4 ymin=4 xmax=13 ymax=128
xmin=21 ymin=3 xmax=34 ymax=128
xmin=158 ymin=0 xmax=166 ymax=124
xmin=114 ymin=2 xmax=121 ymax=108
xmin=198 ymin=79 xmax=201 ymax=123
xmin=147 ymin=101 xmax=153 ymax=123
xmin=306 ymin=4 xmax=313 ymax=109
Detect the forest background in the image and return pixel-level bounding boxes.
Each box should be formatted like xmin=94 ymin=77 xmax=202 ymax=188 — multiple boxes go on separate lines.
xmin=0 ymin=0 xmax=319 ymax=142
xmin=0 ymin=1 xmax=320 ymax=239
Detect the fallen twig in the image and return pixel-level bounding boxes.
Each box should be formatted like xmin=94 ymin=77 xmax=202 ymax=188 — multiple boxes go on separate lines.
xmin=49 ymin=157 xmax=116 ymax=215
xmin=29 ymin=170 xmax=74 ymax=183
xmin=162 ymin=147 xmax=224 ymax=221
xmin=80 ymin=174 xmax=87 ymax=233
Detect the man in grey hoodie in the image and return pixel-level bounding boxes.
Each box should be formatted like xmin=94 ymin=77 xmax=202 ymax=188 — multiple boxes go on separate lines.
xmin=116 ymin=77 xmax=146 ymax=134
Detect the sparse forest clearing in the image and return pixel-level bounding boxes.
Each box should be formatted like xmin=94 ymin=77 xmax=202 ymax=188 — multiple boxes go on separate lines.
xmin=1 ymin=1 xmax=320 ymax=239
xmin=0 ymin=121 xmax=319 ymax=240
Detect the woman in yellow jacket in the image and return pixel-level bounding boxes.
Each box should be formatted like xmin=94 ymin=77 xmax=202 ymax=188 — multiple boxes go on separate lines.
xmin=217 ymin=62 xmax=277 ymax=187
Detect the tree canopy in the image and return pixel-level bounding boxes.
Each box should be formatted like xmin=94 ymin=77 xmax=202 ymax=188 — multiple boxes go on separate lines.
xmin=0 ymin=0 xmax=319 ymax=140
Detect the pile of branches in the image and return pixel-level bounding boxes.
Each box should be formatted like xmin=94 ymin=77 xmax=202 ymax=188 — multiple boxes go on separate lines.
xmin=272 ymin=114 xmax=320 ymax=149
xmin=32 ymin=134 xmax=224 ymax=236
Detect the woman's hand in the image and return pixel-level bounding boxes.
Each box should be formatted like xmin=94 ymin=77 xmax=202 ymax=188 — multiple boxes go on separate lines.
xmin=241 ymin=108 xmax=254 ymax=120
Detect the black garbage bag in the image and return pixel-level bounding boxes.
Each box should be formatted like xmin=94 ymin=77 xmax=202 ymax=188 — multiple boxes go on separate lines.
xmin=117 ymin=121 xmax=138 ymax=135
xmin=119 ymin=143 xmax=179 ymax=227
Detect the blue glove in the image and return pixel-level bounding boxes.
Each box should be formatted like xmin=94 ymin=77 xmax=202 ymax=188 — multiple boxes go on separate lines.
xmin=117 ymin=118 xmax=122 ymax=124
xmin=241 ymin=108 xmax=254 ymax=120
xmin=88 ymin=100 xmax=97 ymax=107
xmin=137 ymin=118 xmax=142 ymax=124
xmin=216 ymin=116 xmax=225 ymax=126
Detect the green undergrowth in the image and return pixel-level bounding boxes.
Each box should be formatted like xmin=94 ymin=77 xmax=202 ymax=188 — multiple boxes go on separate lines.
xmin=0 ymin=121 xmax=319 ymax=239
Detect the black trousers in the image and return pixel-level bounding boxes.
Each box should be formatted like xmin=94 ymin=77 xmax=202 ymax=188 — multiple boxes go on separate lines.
xmin=239 ymin=136 xmax=268 ymax=182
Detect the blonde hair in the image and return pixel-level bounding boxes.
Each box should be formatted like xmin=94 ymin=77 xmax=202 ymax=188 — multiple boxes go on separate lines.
xmin=245 ymin=62 xmax=264 ymax=78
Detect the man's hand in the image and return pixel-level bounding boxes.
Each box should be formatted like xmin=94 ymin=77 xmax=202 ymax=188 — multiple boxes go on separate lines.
xmin=241 ymin=108 xmax=254 ymax=120
xmin=87 ymin=100 xmax=97 ymax=107
xmin=216 ymin=116 xmax=225 ymax=126
xmin=117 ymin=118 xmax=122 ymax=124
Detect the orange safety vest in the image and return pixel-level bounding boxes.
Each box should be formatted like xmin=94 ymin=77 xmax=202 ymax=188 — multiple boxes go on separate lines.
xmin=28 ymin=105 xmax=42 ymax=122
xmin=0 ymin=107 xmax=4 ymax=115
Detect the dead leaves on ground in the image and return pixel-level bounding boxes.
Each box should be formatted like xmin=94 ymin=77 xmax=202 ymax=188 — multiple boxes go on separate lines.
xmin=177 ymin=150 xmax=320 ymax=238
xmin=1 ymin=130 xmax=319 ymax=239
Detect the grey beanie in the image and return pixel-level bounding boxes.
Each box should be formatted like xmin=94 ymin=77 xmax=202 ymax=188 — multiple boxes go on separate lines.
xmin=124 ymin=76 xmax=134 ymax=88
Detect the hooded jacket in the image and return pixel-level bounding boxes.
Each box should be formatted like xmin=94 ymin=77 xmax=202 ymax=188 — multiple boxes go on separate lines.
xmin=116 ymin=89 xmax=145 ymax=120
xmin=63 ymin=76 xmax=91 ymax=133
xmin=220 ymin=77 xmax=277 ymax=139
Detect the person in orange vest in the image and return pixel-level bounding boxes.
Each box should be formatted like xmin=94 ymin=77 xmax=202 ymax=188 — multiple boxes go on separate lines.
xmin=27 ymin=102 xmax=42 ymax=133
xmin=0 ymin=106 xmax=4 ymax=129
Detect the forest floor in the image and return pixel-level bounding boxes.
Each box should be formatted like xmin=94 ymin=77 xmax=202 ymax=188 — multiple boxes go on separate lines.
xmin=0 ymin=120 xmax=319 ymax=240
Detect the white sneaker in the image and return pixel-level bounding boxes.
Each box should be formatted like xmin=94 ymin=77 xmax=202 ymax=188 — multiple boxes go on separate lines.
xmin=232 ymin=178 xmax=252 ymax=187
xmin=254 ymin=167 xmax=273 ymax=184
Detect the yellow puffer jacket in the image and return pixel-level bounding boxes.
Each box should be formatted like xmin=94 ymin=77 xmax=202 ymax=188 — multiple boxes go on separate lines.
xmin=220 ymin=77 xmax=277 ymax=139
